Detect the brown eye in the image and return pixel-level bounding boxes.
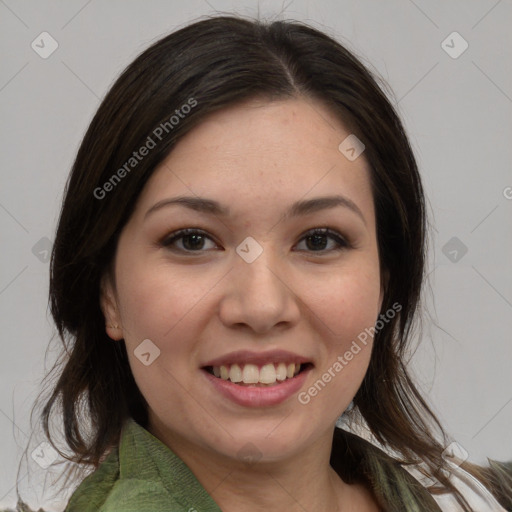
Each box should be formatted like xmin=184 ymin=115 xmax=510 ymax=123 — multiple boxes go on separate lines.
xmin=295 ymin=228 xmax=349 ymax=252
xmin=161 ymin=229 xmax=218 ymax=253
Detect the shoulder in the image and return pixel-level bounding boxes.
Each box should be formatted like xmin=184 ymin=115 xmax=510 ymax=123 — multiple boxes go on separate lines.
xmin=64 ymin=448 xmax=198 ymax=512
xmin=67 ymin=473 xmax=185 ymax=512
xmin=65 ymin=418 xmax=221 ymax=512
xmin=332 ymin=427 xmax=509 ymax=511
xmin=64 ymin=448 xmax=120 ymax=512
xmin=331 ymin=427 xmax=443 ymax=510
xmin=98 ymin=479 xmax=186 ymax=512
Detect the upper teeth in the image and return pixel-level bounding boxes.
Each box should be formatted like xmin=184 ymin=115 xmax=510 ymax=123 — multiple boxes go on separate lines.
xmin=212 ymin=363 xmax=301 ymax=385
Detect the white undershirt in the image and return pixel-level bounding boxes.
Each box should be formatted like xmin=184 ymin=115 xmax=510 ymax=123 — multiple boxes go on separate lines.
xmin=405 ymin=461 xmax=506 ymax=511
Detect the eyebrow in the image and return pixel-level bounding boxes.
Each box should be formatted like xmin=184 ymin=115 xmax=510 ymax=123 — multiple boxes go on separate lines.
xmin=144 ymin=194 xmax=366 ymax=225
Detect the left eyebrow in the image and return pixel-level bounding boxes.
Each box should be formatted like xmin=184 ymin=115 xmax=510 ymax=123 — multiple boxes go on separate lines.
xmin=144 ymin=194 xmax=366 ymax=226
xmin=282 ymin=195 xmax=366 ymax=226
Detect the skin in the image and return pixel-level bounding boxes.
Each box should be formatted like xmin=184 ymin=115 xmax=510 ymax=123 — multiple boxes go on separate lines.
xmin=101 ymin=97 xmax=383 ymax=511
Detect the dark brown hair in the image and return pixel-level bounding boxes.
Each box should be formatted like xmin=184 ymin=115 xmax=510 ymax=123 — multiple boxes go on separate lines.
xmin=29 ymin=14 xmax=510 ymax=511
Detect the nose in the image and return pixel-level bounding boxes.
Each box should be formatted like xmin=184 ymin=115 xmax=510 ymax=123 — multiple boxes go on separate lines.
xmin=218 ymin=248 xmax=301 ymax=335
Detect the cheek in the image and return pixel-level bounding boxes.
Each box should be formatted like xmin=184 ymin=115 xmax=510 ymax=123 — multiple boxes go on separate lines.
xmin=294 ymin=260 xmax=381 ymax=412
xmin=302 ymin=261 xmax=382 ymax=340
xmin=115 ymin=255 xmax=223 ymax=342
xmin=113 ymin=258 xmax=216 ymax=414
xmin=297 ymin=291 xmax=376 ymax=419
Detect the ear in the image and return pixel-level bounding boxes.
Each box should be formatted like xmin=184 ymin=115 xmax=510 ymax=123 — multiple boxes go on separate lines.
xmin=100 ymin=273 xmax=123 ymax=341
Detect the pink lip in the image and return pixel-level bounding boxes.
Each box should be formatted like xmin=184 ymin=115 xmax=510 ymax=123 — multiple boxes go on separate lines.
xmin=201 ymin=366 xmax=312 ymax=407
xmin=201 ymin=349 xmax=311 ymax=368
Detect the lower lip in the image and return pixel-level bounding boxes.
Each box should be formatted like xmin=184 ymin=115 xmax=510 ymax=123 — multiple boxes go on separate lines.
xmin=202 ymin=367 xmax=311 ymax=407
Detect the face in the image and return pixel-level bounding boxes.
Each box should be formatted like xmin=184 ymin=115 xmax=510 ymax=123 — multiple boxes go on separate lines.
xmin=101 ymin=97 xmax=383 ymax=464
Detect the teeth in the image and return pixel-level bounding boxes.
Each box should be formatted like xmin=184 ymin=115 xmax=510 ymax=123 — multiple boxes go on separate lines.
xmin=242 ymin=364 xmax=259 ymax=384
xmin=276 ymin=363 xmax=287 ymax=381
xmin=259 ymin=364 xmax=277 ymax=384
xmin=220 ymin=365 xmax=229 ymax=380
xmin=229 ymin=364 xmax=243 ymax=383
xmin=212 ymin=362 xmax=304 ymax=385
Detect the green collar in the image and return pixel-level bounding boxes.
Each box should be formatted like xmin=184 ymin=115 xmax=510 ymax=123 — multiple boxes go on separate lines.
xmin=65 ymin=418 xmax=221 ymax=511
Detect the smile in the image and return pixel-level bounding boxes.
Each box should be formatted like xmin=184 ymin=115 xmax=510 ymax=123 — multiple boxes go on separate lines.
xmin=201 ymin=350 xmax=313 ymax=406
xmin=205 ymin=362 xmax=311 ymax=386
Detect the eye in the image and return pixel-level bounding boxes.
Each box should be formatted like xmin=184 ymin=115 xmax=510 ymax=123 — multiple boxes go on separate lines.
xmin=160 ymin=227 xmax=350 ymax=255
xmin=294 ymin=228 xmax=349 ymax=253
xmin=161 ymin=228 xmax=219 ymax=253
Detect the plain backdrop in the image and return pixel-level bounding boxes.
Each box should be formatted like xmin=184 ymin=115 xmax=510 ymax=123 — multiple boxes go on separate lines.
xmin=1 ymin=0 xmax=511 ymax=510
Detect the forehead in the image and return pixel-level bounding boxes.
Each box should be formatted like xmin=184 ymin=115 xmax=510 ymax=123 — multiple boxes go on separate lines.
xmin=133 ymin=97 xmax=374 ymax=223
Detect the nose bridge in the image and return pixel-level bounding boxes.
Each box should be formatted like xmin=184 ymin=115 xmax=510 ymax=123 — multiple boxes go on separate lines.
xmin=241 ymin=250 xmax=283 ymax=297
xmin=237 ymin=244 xmax=287 ymax=306
xmin=218 ymin=241 xmax=299 ymax=332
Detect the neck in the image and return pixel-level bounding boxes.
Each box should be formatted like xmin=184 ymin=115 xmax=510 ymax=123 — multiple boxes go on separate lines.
xmin=206 ymin=451 xmax=344 ymax=512
xmin=148 ymin=418 xmax=378 ymax=512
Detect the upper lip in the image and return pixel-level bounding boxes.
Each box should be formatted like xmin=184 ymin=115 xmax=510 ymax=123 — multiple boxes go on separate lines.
xmin=201 ymin=349 xmax=312 ymax=368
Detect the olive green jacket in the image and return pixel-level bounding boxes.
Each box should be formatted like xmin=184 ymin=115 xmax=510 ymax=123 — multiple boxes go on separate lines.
xmin=63 ymin=418 xmax=506 ymax=512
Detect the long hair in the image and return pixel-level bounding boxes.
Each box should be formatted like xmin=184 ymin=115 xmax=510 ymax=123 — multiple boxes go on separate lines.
xmin=29 ymin=15 xmax=511 ymax=510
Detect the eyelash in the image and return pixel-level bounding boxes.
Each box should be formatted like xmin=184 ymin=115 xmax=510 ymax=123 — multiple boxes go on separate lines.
xmin=160 ymin=227 xmax=350 ymax=254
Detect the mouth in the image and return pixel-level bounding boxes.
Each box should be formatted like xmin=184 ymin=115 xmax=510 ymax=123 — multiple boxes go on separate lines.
xmin=202 ymin=362 xmax=313 ymax=387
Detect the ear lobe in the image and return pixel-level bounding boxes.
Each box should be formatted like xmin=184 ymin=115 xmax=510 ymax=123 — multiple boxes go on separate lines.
xmin=100 ymin=274 xmax=123 ymax=341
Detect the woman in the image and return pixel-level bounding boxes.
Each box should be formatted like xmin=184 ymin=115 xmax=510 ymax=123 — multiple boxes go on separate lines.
xmin=32 ymin=15 xmax=511 ymax=511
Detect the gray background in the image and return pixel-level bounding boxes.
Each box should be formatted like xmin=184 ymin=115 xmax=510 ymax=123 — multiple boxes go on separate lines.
xmin=1 ymin=0 xmax=511 ymax=510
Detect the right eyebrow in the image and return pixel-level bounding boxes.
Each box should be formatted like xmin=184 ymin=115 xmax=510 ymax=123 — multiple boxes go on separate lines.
xmin=144 ymin=196 xmax=230 ymax=220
